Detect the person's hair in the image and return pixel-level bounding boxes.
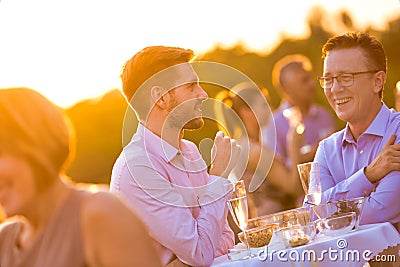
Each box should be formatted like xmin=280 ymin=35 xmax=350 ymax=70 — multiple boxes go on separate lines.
xmin=121 ymin=46 xmax=195 ymax=121
xmin=272 ymin=54 xmax=312 ymax=96
xmin=230 ymin=83 xmax=269 ymax=118
xmin=0 ymin=88 xmax=75 ymax=192
xmin=322 ymin=32 xmax=387 ymax=99
xmin=214 ymin=83 xmax=269 ymax=138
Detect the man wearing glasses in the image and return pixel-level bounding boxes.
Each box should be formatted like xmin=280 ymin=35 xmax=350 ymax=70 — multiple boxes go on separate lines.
xmin=315 ymin=32 xmax=400 ymax=232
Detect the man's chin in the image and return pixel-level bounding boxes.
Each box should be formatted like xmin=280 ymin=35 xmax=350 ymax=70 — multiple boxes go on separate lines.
xmin=183 ymin=118 xmax=204 ymax=130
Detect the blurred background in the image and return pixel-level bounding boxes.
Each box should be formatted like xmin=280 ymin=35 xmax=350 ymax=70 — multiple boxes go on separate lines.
xmin=0 ymin=0 xmax=399 ymax=184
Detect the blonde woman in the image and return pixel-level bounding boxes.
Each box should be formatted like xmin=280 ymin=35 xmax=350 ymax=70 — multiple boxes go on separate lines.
xmin=0 ymin=88 xmax=161 ymax=267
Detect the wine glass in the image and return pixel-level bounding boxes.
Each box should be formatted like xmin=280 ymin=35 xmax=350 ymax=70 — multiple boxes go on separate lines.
xmin=297 ymin=161 xmax=322 ymax=206
xmin=227 ymin=180 xmax=253 ymax=259
xmin=231 ymin=179 xmax=246 ymax=199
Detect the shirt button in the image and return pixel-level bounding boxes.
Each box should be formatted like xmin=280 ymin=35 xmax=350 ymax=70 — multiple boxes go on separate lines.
xmin=360 ymin=150 xmax=364 ymax=154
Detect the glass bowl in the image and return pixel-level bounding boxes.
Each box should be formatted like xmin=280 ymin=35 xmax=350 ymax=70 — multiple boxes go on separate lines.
xmin=312 ymin=197 xmax=365 ymax=229
xmin=247 ymin=207 xmax=311 ymax=229
xmin=274 ymin=223 xmax=317 ymax=248
xmin=238 ymin=223 xmax=277 ymax=248
xmin=315 ymin=212 xmax=356 ymax=236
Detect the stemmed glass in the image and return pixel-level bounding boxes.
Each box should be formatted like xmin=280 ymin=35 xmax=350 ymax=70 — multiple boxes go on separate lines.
xmin=297 ymin=161 xmax=322 ymax=206
xmin=226 ymin=180 xmax=253 ymax=259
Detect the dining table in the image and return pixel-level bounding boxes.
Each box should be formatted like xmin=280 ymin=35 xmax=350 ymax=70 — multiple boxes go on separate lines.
xmin=212 ymin=222 xmax=400 ymax=267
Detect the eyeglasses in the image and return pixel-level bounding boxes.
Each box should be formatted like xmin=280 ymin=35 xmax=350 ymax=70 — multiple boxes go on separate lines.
xmin=318 ymin=70 xmax=379 ymax=90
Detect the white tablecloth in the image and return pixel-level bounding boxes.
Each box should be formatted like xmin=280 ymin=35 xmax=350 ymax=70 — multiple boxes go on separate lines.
xmin=212 ymin=222 xmax=400 ymax=267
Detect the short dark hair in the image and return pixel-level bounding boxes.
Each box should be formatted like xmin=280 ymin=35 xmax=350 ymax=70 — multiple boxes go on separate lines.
xmin=230 ymin=83 xmax=269 ymax=116
xmin=214 ymin=83 xmax=270 ymax=138
xmin=121 ymin=46 xmax=195 ymax=121
xmin=322 ymin=32 xmax=387 ymax=98
xmin=272 ymin=54 xmax=312 ymax=96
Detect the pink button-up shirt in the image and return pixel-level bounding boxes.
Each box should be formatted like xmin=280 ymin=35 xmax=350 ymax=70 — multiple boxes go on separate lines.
xmin=110 ymin=124 xmax=234 ymax=266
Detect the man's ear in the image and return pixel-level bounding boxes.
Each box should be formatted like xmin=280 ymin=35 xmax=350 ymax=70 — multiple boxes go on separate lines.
xmin=150 ymin=86 xmax=168 ymax=109
xmin=373 ymin=71 xmax=386 ymax=94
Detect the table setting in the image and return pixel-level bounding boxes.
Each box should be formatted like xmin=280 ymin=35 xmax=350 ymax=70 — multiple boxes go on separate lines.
xmin=214 ymin=162 xmax=400 ymax=266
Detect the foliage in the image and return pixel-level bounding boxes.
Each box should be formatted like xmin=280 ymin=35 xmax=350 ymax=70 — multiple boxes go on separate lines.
xmin=65 ymin=14 xmax=400 ymax=184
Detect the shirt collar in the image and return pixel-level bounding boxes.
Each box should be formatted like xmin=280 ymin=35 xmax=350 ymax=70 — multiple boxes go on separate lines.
xmin=136 ymin=123 xmax=179 ymax=163
xmin=342 ymin=103 xmax=389 ymax=144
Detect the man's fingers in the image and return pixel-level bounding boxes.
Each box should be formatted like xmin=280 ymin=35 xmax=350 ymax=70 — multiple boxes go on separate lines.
xmin=214 ymin=130 xmax=224 ymax=143
xmin=212 ymin=131 xmax=224 ymax=156
xmin=391 ymin=143 xmax=400 ymax=150
xmin=230 ymin=139 xmax=241 ymax=158
xmin=210 ymin=130 xmax=240 ymax=178
xmin=212 ymin=130 xmax=233 ymax=160
xmin=223 ymin=135 xmax=231 ymax=145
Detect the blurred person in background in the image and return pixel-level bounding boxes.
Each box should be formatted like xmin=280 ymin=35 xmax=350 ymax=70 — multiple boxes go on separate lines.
xmin=110 ymin=46 xmax=240 ymax=266
xmin=394 ymin=81 xmax=400 ymax=112
xmin=215 ymin=83 xmax=304 ymax=217
xmin=0 ymin=88 xmax=161 ymax=267
xmin=272 ymin=54 xmax=336 ymax=168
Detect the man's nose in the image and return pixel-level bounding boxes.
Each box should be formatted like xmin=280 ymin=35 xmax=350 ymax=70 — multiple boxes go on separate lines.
xmin=330 ymin=77 xmax=342 ymax=93
xmin=196 ymin=84 xmax=208 ymax=100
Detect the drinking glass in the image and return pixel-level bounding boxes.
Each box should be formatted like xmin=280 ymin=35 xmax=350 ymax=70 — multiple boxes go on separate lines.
xmin=231 ymin=179 xmax=246 ymax=199
xmin=227 ymin=180 xmax=253 ymax=259
xmin=297 ymin=162 xmax=322 ymax=206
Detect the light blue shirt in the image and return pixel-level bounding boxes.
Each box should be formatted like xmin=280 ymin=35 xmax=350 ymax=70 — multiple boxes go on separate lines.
xmin=315 ymin=104 xmax=400 ymax=230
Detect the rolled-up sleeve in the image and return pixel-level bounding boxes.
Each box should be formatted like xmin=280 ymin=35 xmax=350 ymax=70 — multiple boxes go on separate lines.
xmin=314 ymin=125 xmax=400 ymax=227
xmin=360 ymin=171 xmax=400 ymax=225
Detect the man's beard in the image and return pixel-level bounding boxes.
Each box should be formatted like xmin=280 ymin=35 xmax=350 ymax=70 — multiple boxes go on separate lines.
xmin=167 ymin=97 xmax=204 ymax=130
xmin=168 ymin=112 xmax=204 ymax=130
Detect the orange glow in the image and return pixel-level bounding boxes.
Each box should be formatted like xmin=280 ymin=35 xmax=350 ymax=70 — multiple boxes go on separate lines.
xmin=0 ymin=0 xmax=398 ymax=107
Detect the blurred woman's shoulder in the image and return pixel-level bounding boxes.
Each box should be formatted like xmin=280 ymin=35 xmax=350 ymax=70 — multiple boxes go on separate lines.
xmin=77 ymin=185 xmax=161 ymax=267
xmin=0 ymin=217 xmax=23 ymax=235
xmin=0 ymin=218 xmax=24 ymax=257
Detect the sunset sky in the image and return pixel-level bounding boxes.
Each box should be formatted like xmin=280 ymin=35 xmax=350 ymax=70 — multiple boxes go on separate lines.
xmin=0 ymin=0 xmax=399 ymax=107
